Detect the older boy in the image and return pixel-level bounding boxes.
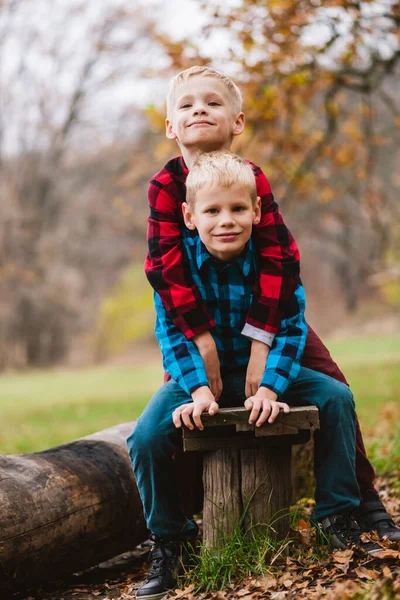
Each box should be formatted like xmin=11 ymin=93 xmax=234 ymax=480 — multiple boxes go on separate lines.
xmin=128 ymin=152 xmax=378 ymax=600
xmin=144 ymin=66 xmax=399 ymax=544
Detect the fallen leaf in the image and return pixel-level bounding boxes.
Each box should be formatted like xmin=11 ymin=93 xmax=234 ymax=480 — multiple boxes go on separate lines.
xmin=371 ymin=549 xmax=400 ymax=560
xmin=383 ymin=566 xmax=393 ymax=578
xmin=332 ymin=549 xmax=354 ymax=564
xmin=255 ymin=575 xmax=277 ymax=590
xmin=354 ymin=567 xmax=378 ymax=580
xmin=295 ymin=519 xmax=311 ymax=530
xmin=361 ymin=531 xmax=381 ymax=544
xmin=279 ymin=572 xmax=294 ymax=585
xmin=270 ymin=592 xmax=288 ymax=600
xmin=298 ymin=528 xmax=313 ymax=545
xmin=173 ymin=584 xmax=195 ymax=599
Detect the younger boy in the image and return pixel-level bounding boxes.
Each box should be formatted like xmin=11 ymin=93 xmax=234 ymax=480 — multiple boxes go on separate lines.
xmin=144 ymin=66 xmax=400 ymax=543
xmin=128 ymin=152 xmax=375 ymax=600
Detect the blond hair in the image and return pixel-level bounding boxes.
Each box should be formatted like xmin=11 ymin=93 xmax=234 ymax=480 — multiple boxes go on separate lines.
xmin=186 ymin=151 xmax=257 ymax=206
xmin=166 ymin=66 xmax=243 ymax=121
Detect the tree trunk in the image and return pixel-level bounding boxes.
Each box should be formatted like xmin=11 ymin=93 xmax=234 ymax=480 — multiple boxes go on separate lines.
xmin=0 ymin=422 xmax=148 ymax=591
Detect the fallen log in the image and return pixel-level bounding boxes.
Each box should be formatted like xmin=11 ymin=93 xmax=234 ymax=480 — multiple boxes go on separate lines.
xmin=0 ymin=422 xmax=148 ymax=591
xmin=0 ymin=418 xmax=314 ymax=592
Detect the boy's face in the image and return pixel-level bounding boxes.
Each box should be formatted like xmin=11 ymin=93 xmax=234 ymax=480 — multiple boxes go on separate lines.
xmin=182 ymin=183 xmax=261 ymax=262
xmin=166 ymin=76 xmax=244 ymax=152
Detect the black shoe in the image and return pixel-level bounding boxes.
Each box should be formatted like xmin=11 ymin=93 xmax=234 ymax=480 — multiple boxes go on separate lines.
xmin=136 ymin=534 xmax=195 ymax=600
xmin=356 ymin=490 xmax=400 ymax=542
xmin=318 ymin=513 xmax=382 ymax=555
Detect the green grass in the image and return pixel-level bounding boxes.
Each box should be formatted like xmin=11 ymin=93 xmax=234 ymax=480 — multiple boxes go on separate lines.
xmin=0 ymin=363 xmax=162 ymax=454
xmin=326 ymin=333 xmax=400 ymax=476
xmin=0 ymin=332 xmax=399 ymax=459
xmin=180 ymin=514 xmax=293 ymax=594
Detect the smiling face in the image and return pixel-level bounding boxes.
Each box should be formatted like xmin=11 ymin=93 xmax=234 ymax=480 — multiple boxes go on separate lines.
xmin=166 ymin=75 xmax=244 ymax=153
xmin=182 ymin=183 xmax=261 ymax=262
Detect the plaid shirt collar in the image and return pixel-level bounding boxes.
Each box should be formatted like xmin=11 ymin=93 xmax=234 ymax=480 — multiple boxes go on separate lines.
xmin=194 ymin=236 xmax=255 ymax=277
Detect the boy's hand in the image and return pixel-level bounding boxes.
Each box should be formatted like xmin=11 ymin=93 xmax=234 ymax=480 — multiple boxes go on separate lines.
xmin=193 ymin=331 xmax=223 ymax=400
xmin=244 ymin=386 xmax=289 ymax=427
xmin=172 ymin=386 xmax=219 ymax=431
xmin=245 ymin=340 xmax=270 ymax=398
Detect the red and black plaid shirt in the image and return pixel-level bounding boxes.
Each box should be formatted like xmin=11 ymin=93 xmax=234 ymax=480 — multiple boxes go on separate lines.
xmin=144 ymin=156 xmax=300 ymax=340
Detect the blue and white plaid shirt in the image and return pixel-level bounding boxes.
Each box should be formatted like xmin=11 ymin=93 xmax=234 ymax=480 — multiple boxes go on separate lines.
xmin=154 ymin=231 xmax=308 ymax=398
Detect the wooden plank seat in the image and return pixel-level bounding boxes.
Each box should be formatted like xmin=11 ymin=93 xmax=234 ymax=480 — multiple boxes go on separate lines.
xmin=182 ymin=406 xmax=320 ymax=548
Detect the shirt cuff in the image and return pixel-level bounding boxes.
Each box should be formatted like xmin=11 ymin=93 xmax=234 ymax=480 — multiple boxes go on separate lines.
xmin=241 ymin=323 xmax=276 ymax=347
xmin=189 ymin=381 xmax=210 ymax=394
xmin=260 ymin=373 xmax=290 ymax=398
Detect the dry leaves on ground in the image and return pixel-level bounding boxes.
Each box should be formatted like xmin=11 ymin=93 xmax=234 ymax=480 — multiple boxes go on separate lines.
xmin=13 ymin=473 xmax=400 ymax=600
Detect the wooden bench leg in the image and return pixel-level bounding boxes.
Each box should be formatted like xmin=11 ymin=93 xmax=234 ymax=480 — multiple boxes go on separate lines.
xmin=203 ymin=449 xmax=243 ymax=548
xmin=241 ymin=446 xmax=292 ymax=540
xmin=202 ymin=446 xmax=292 ymax=548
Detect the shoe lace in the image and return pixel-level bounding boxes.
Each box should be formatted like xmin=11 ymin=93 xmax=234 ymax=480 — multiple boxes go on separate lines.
xmin=335 ymin=515 xmax=361 ymax=545
xmin=143 ymin=535 xmax=180 ymax=581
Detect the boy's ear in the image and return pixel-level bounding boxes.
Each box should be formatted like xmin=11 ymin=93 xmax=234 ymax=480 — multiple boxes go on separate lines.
xmin=253 ymin=196 xmax=261 ymax=225
xmin=182 ymin=202 xmax=196 ymax=230
xmin=165 ymin=118 xmax=177 ymax=140
xmin=232 ymin=112 xmax=245 ymax=137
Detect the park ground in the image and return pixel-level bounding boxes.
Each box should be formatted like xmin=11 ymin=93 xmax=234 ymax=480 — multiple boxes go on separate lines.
xmin=4 ymin=331 xmax=400 ymax=600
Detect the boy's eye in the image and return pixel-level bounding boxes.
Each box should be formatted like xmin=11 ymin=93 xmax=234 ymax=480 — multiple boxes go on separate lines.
xmin=208 ymin=101 xmax=220 ymax=106
xmin=180 ymin=103 xmax=191 ymax=109
xmin=206 ymin=208 xmax=218 ymax=214
xmin=233 ymin=206 xmax=246 ymax=212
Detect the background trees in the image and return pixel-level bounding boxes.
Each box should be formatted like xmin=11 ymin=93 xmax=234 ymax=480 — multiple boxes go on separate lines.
xmin=159 ymin=0 xmax=400 ymax=311
xmin=1 ymin=0 xmax=399 ymax=368
xmin=0 ymin=0 xmax=164 ymax=367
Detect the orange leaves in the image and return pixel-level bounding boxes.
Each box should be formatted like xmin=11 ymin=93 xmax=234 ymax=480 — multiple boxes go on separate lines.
xmin=293 ymin=517 xmax=313 ymax=546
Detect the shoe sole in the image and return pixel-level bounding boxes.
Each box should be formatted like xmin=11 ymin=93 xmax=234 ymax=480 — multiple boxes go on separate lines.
xmin=136 ymin=592 xmax=170 ymax=600
xmin=360 ymin=542 xmax=389 ymax=556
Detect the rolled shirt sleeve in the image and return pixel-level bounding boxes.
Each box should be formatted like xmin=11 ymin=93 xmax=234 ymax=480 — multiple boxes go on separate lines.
xmin=260 ymin=281 xmax=308 ymax=397
xmin=154 ymin=292 xmax=209 ymax=395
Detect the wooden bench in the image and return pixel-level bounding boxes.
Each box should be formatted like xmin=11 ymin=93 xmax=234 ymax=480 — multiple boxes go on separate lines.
xmin=183 ymin=406 xmax=319 ymax=548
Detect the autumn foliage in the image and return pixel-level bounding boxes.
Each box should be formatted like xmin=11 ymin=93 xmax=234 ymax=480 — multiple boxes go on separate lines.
xmin=1 ymin=0 xmax=399 ymax=367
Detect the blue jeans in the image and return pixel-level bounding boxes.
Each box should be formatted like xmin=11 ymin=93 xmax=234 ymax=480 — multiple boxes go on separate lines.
xmin=127 ymin=367 xmax=360 ymax=538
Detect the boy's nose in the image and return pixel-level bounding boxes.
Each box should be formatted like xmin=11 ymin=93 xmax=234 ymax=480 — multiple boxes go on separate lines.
xmin=193 ymin=103 xmax=208 ymax=115
xmin=220 ymin=212 xmax=235 ymax=226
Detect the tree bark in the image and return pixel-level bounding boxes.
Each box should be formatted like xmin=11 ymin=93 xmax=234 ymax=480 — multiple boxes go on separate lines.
xmin=0 ymin=422 xmax=148 ymax=591
xmin=202 ymin=449 xmax=242 ymax=548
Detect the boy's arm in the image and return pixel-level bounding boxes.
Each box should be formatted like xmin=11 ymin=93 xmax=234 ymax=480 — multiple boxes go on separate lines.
xmin=155 ymin=293 xmax=219 ymax=429
xmin=154 ymin=292 xmax=209 ymax=396
xmin=242 ymin=163 xmax=300 ymax=342
xmin=244 ymin=281 xmax=307 ymax=427
xmin=259 ymin=280 xmax=308 ymax=398
xmin=145 ymin=178 xmax=215 ymax=339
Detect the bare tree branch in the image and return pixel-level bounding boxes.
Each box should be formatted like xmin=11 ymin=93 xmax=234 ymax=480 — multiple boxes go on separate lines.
xmin=281 ymin=85 xmax=340 ymax=207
